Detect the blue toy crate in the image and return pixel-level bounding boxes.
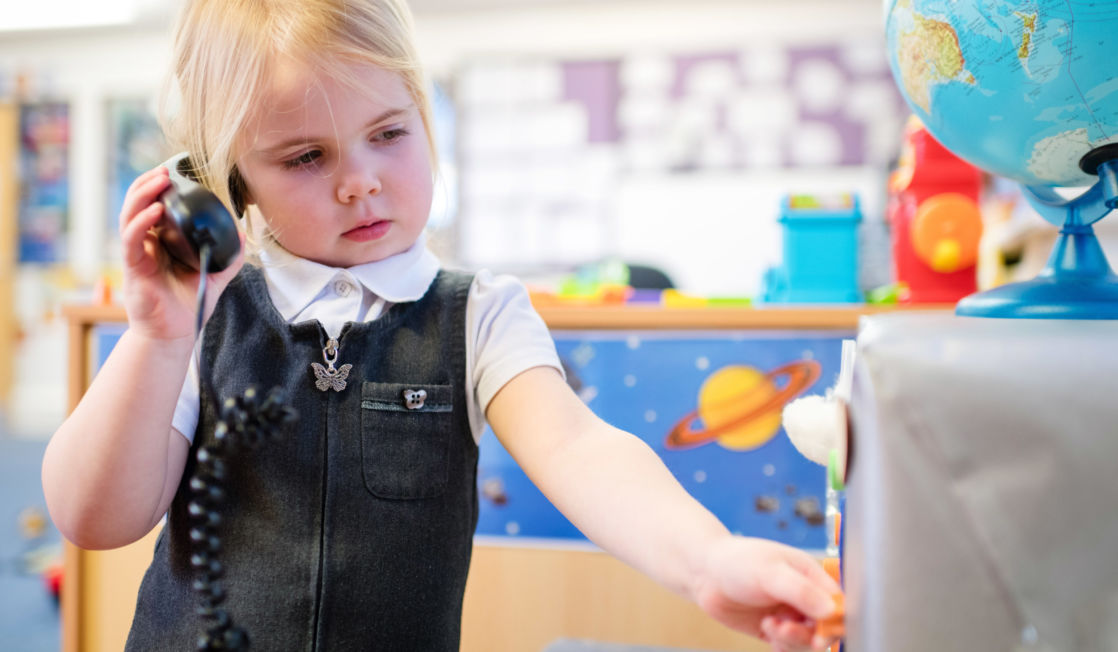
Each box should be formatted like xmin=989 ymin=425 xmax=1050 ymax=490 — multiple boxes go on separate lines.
xmin=762 ymin=194 xmax=862 ymax=304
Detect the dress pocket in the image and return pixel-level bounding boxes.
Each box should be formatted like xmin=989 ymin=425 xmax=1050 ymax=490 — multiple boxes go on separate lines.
xmin=360 ymin=381 xmax=454 ymax=499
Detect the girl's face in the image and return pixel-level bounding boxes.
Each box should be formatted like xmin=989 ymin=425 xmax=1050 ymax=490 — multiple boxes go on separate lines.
xmin=237 ymin=62 xmax=433 ymax=268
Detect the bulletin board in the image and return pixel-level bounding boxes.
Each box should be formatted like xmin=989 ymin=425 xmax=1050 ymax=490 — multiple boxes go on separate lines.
xmin=17 ymin=102 xmax=69 ymax=264
xmin=453 ymin=44 xmax=911 ymax=283
xmin=476 ymin=330 xmax=846 ymax=550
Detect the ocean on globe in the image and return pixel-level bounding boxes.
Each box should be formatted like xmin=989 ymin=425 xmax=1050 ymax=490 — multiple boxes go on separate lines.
xmin=885 ymin=0 xmax=1118 ymax=188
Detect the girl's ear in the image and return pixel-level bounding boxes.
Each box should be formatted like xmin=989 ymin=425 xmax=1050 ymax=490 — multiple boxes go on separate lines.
xmin=230 ymin=165 xmax=250 ymax=215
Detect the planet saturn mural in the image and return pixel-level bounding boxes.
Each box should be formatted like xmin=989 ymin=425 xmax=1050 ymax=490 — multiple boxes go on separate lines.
xmin=665 ymin=360 xmax=821 ymax=451
xmin=476 ymin=334 xmax=842 ymax=548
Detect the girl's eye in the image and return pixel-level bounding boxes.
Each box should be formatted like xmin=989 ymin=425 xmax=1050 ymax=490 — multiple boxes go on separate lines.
xmin=375 ymin=128 xmax=409 ymax=144
xmin=282 ymin=150 xmax=321 ymax=169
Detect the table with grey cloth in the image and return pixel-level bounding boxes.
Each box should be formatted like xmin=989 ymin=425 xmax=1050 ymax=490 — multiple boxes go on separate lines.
xmin=844 ymin=313 xmax=1118 ymax=652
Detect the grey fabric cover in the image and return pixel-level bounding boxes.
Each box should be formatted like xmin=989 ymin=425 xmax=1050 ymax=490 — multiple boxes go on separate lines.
xmin=844 ymin=312 xmax=1118 ymax=652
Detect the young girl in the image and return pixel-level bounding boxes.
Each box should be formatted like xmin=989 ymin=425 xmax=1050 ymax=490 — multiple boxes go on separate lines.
xmin=42 ymin=1 xmax=841 ymax=650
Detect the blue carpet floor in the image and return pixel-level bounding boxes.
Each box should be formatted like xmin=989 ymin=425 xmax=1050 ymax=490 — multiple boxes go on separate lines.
xmin=0 ymin=436 xmax=62 ymax=652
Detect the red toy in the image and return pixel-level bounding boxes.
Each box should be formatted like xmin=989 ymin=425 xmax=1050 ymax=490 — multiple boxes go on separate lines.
xmin=887 ymin=116 xmax=984 ymax=303
xmin=44 ymin=560 xmax=62 ymax=602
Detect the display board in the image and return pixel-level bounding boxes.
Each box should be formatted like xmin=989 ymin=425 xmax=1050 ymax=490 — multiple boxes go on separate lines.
xmin=477 ymin=330 xmax=845 ymax=549
xmin=17 ymin=102 xmax=69 ymax=264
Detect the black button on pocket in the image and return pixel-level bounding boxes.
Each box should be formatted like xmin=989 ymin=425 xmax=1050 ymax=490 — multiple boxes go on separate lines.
xmin=360 ymin=381 xmax=454 ymax=499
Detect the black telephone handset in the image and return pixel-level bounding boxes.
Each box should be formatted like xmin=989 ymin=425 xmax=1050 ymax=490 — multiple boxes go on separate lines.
xmin=157 ymin=152 xmax=241 ymax=273
xmin=153 ymin=154 xmax=297 ymax=650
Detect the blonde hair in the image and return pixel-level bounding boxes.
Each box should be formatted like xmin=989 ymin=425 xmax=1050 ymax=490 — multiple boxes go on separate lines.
xmin=159 ymin=0 xmax=434 ymax=218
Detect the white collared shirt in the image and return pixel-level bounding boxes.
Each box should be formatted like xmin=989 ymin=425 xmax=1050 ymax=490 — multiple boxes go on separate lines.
xmin=172 ymin=234 xmax=562 ymax=444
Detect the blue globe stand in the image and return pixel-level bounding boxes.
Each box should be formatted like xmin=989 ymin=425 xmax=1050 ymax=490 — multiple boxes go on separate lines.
xmin=956 ymin=157 xmax=1118 ymax=319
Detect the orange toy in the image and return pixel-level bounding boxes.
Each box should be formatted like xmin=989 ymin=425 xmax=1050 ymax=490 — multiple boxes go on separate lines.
xmin=887 ymin=116 xmax=984 ymax=303
xmin=817 ymin=553 xmax=845 ymax=648
xmin=816 ymin=592 xmax=845 ymax=643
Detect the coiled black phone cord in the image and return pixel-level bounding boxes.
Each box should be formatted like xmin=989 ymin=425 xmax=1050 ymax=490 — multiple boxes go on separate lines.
xmin=187 ymin=245 xmax=297 ymax=650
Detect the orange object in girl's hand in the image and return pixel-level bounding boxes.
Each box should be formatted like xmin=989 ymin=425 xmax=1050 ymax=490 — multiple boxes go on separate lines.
xmin=815 ymin=558 xmax=844 ymax=649
xmin=814 ymin=592 xmax=845 ymax=649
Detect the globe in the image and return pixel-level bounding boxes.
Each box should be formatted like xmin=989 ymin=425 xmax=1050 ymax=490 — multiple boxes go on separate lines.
xmin=885 ymin=0 xmax=1118 ymax=318
xmin=885 ymin=0 xmax=1118 ymax=188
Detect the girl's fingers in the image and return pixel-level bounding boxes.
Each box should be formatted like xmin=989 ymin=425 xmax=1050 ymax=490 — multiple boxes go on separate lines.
xmin=764 ymin=615 xmax=816 ymax=651
xmin=125 ymin=164 xmax=166 ymax=192
xmin=776 ymin=619 xmax=814 ymax=646
xmin=785 ymin=550 xmax=843 ymax=595
xmin=121 ymin=202 xmax=167 ymax=268
xmin=120 ymin=166 xmax=161 ymax=203
xmin=119 ymin=168 xmax=170 ymax=232
xmin=769 ymin=604 xmax=809 ymax=622
xmin=759 ymin=559 xmax=836 ymax=621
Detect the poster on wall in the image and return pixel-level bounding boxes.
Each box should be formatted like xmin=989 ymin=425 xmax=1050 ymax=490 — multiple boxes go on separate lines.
xmin=17 ymin=103 xmax=69 ymax=263
xmin=454 ymin=44 xmax=910 ymax=274
xmin=475 ymin=330 xmax=848 ymax=550
xmin=107 ymin=98 xmax=169 ymax=242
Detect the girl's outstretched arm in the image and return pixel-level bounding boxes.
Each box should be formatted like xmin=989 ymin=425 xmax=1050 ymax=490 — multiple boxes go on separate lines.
xmin=486 ymin=366 xmax=841 ymax=650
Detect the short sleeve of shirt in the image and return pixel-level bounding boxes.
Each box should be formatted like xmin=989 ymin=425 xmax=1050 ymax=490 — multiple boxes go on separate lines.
xmin=171 ymin=354 xmax=201 ymax=444
xmin=465 ymin=270 xmax=563 ymax=443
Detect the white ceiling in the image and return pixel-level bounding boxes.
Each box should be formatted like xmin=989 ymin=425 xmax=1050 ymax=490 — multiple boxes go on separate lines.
xmin=0 ymin=0 xmax=593 ymax=32
xmin=1 ymin=0 xmax=881 ymax=36
xmin=409 ymin=0 xmax=636 ymax=9
xmin=0 ymin=0 xmax=783 ymax=33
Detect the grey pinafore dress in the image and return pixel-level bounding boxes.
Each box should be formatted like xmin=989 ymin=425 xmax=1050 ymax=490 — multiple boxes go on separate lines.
xmin=126 ymin=265 xmax=479 ymax=651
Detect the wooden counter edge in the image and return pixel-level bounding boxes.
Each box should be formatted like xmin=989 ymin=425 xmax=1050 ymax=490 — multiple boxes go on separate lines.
xmin=536 ymin=303 xmax=953 ymax=330
xmin=62 ymin=302 xmax=955 ymax=332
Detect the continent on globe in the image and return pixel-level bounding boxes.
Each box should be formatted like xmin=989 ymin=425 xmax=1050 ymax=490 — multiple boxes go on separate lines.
xmin=1015 ymin=11 xmax=1036 ymax=61
xmin=896 ymin=13 xmax=973 ymax=114
xmin=1027 ymin=128 xmax=1092 ymax=182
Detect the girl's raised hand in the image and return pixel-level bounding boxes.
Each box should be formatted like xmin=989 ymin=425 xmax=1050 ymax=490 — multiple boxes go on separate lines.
xmin=691 ymin=536 xmax=842 ymax=651
xmin=118 ymin=165 xmax=244 ymax=342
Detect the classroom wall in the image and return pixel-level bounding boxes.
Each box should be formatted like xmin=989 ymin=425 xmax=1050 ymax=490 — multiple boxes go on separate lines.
xmin=0 ymin=0 xmax=890 ymax=279
xmin=416 ymin=0 xmax=899 ymax=297
xmin=0 ymin=0 xmax=893 ymax=434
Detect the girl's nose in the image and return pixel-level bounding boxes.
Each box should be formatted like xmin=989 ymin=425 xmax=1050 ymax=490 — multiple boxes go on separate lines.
xmin=335 ymin=157 xmax=381 ymax=203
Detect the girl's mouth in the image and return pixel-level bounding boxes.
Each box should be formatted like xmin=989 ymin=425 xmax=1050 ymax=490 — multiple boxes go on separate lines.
xmin=342 ymin=220 xmax=390 ymax=242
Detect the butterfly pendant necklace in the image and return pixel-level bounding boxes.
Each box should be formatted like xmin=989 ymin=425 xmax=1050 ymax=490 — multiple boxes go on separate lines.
xmin=311 ymin=338 xmax=352 ymax=392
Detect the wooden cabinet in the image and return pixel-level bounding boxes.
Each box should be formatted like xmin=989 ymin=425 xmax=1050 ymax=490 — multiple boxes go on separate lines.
xmin=61 ymin=303 xmax=941 ymax=652
xmin=60 ymin=306 xmax=155 ymax=652
xmin=0 ymin=103 xmax=17 ymax=406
